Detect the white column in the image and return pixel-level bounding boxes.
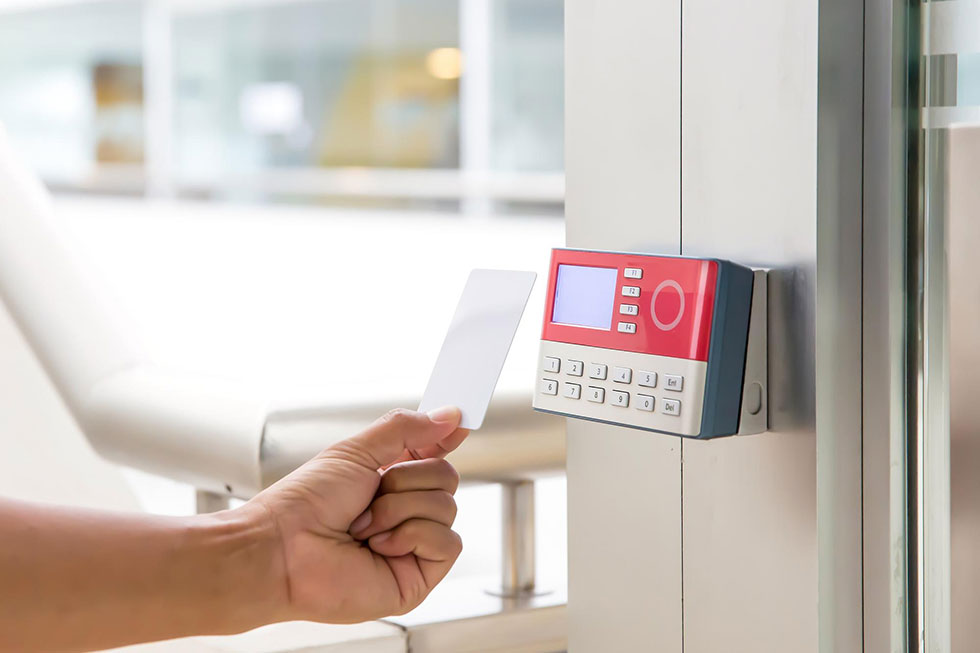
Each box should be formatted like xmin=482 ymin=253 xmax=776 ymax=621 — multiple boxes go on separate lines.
xmin=564 ymin=1 xmax=682 ymax=650
xmin=459 ymin=0 xmax=492 ymax=215
xmin=142 ymin=0 xmax=174 ymax=198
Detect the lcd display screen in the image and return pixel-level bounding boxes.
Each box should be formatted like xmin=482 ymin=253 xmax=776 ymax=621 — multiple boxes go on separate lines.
xmin=551 ymin=264 xmax=618 ymax=329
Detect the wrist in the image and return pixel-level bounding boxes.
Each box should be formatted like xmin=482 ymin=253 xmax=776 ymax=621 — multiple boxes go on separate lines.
xmin=191 ymin=502 xmax=292 ymax=632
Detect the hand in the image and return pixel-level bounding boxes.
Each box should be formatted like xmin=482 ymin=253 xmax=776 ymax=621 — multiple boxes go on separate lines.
xmin=247 ymin=406 xmax=470 ymax=624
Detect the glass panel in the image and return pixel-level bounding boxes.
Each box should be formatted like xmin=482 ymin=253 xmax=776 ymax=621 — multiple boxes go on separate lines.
xmin=0 ymin=0 xmax=565 ymax=210
xmin=920 ymin=1 xmax=980 ymax=649
xmin=491 ymin=0 xmax=563 ymax=172
xmin=0 ymin=1 xmax=144 ymax=188
xmin=173 ymin=0 xmax=460 ymax=185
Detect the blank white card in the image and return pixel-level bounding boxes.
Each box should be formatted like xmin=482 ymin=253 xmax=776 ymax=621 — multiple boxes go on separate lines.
xmin=418 ymin=269 xmax=537 ymax=429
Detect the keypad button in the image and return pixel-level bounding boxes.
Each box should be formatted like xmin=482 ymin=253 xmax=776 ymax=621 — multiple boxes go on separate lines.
xmin=612 ymin=366 xmax=632 ymax=384
xmin=611 ymin=390 xmax=630 ymax=407
xmin=567 ymin=360 xmax=584 ymax=376
xmin=664 ymin=375 xmax=684 ymax=392
xmin=637 ymin=394 xmax=655 ymax=411
xmin=540 ymin=378 xmax=559 ymax=395
xmin=624 ymin=267 xmax=643 ymax=279
xmin=588 ymin=363 xmax=608 ymax=380
xmin=638 ymin=371 xmax=658 ymax=387
xmin=617 ymin=322 xmax=637 ymax=334
xmin=621 ymin=286 xmax=641 ymax=297
xmin=619 ymin=303 xmax=639 ymax=316
xmin=563 ymin=383 xmax=582 ymax=399
xmin=662 ymin=398 xmax=681 ymax=415
xmin=543 ymin=356 xmax=560 ymax=373
xmin=587 ymin=386 xmax=606 ymax=403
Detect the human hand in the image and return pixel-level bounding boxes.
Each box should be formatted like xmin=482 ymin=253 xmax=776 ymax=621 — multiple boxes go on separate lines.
xmin=247 ymin=407 xmax=469 ymax=624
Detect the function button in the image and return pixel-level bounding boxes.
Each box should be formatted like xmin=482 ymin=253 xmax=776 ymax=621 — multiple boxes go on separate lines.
xmin=543 ymin=356 xmax=560 ymax=373
xmin=617 ymin=322 xmax=637 ymax=334
xmin=567 ymin=360 xmax=584 ymax=376
xmin=624 ymin=267 xmax=643 ymax=279
xmin=664 ymin=375 xmax=684 ymax=392
xmin=638 ymin=371 xmax=658 ymax=387
xmin=621 ymin=286 xmax=641 ymax=298
xmin=662 ymin=398 xmax=681 ymax=416
xmin=588 ymin=363 xmax=608 ymax=380
xmin=540 ymin=378 xmax=559 ymax=395
xmin=612 ymin=366 xmax=633 ymax=384
xmin=587 ymin=386 xmax=606 ymax=403
xmin=611 ymin=390 xmax=630 ymax=407
xmin=619 ymin=303 xmax=639 ymax=316
xmin=562 ymin=382 xmax=582 ymax=399
xmin=636 ymin=394 xmax=655 ymax=411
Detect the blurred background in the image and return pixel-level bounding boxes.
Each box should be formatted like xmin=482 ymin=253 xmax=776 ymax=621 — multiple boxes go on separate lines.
xmin=0 ymin=1 xmax=568 ymax=638
xmin=0 ymin=0 xmax=564 ymax=213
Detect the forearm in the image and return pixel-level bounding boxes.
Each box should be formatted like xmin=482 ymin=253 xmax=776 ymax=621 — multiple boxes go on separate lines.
xmin=0 ymin=499 xmax=288 ymax=652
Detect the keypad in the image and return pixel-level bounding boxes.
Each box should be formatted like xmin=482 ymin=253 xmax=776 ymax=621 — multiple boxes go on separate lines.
xmin=537 ymin=355 xmax=688 ymax=423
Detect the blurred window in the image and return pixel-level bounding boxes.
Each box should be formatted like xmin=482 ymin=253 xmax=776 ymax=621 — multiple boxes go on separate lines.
xmin=0 ymin=0 xmax=564 ymax=213
xmin=173 ymin=0 xmax=461 ymax=180
xmin=0 ymin=1 xmax=144 ymax=190
xmin=491 ymin=0 xmax=563 ymax=173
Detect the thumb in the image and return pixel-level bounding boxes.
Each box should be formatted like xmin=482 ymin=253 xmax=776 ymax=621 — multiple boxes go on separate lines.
xmin=343 ymin=407 xmax=462 ymax=469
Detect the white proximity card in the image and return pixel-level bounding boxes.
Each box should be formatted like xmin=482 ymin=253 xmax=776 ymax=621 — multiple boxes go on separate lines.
xmin=418 ymin=269 xmax=537 ymax=430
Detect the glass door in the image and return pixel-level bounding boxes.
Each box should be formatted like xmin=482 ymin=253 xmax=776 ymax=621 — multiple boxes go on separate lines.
xmin=919 ymin=1 xmax=980 ymax=650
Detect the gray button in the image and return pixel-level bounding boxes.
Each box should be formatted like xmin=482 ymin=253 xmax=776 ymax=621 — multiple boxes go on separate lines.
xmin=543 ymin=356 xmax=560 ymax=373
xmin=621 ymin=286 xmax=641 ymax=298
xmin=638 ymin=371 xmax=658 ymax=387
xmin=624 ymin=267 xmax=643 ymax=279
xmin=612 ymin=366 xmax=632 ymax=384
xmin=664 ymin=374 xmax=684 ymax=391
xmin=563 ymin=383 xmax=582 ymax=399
xmin=567 ymin=360 xmax=584 ymax=376
xmin=637 ymin=394 xmax=655 ymax=411
xmin=540 ymin=378 xmax=559 ymax=395
xmin=617 ymin=322 xmax=637 ymax=334
xmin=587 ymin=386 xmax=606 ymax=403
xmin=662 ymin=398 xmax=681 ymax=415
xmin=619 ymin=303 xmax=639 ymax=316
xmin=588 ymin=363 xmax=608 ymax=380
xmin=611 ymin=390 xmax=630 ymax=407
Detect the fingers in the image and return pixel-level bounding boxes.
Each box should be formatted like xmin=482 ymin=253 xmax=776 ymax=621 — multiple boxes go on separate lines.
xmin=350 ymin=489 xmax=457 ymax=540
xmin=392 ymin=426 xmax=471 ymax=465
xmin=379 ymin=458 xmax=460 ymax=495
xmin=339 ymin=407 xmax=462 ymax=470
xmin=368 ymin=519 xmax=463 ymax=588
